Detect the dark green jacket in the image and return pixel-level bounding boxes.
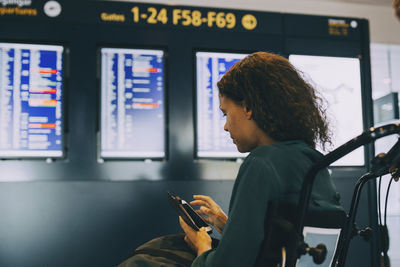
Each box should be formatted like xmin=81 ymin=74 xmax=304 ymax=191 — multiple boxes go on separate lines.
xmin=192 ymin=141 xmax=342 ymax=267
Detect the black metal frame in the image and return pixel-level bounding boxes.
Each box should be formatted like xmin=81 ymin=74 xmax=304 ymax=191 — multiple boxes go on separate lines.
xmin=285 ymin=123 xmax=400 ymax=266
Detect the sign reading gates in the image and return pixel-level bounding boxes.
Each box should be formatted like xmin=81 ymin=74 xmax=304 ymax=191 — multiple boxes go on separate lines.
xmin=95 ymin=2 xmax=261 ymax=32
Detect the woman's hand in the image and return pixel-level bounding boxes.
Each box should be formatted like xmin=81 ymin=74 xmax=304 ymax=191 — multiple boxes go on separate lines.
xmin=190 ymin=195 xmax=228 ymax=233
xmin=179 ymin=217 xmax=212 ymax=256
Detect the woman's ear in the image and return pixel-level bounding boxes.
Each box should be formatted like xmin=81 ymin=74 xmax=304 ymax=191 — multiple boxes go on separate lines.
xmin=243 ymin=105 xmax=252 ymax=119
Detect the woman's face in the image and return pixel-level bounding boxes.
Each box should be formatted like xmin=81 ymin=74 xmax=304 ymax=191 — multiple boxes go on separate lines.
xmin=218 ymin=94 xmax=260 ymax=153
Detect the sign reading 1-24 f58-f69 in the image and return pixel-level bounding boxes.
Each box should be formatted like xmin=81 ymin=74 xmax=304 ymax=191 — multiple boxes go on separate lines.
xmin=131 ymin=7 xmax=239 ymax=29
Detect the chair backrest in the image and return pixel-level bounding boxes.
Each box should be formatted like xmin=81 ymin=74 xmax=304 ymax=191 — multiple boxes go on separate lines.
xmin=255 ymin=201 xmax=346 ymax=267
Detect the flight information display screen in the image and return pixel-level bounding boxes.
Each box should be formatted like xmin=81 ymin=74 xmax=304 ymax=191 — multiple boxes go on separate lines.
xmin=196 ymin=51 xmax=247 ymax=158
xmin=289 ymin=54 xmax=364 ymax=166
xmin=100 ymin=48 xmax=165 ymax=158
xmin=0 ymin=42 xmax=64 ymax=158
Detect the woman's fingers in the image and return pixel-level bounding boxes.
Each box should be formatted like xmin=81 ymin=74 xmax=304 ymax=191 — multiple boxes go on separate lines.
xmin=179 ymin=216 xmax=188 ymax=231
xmin=193 ymin=195 xmax=216 ymax=205
xmin=200 ymin=205 xmax=212 ymax=214
xmin=191 ymin=195 xmax=225 ymax=229
xmin=184 ymin=233 xmax=197 ymax=252
xmin=180 ymin=215 xmax=212 ymax=255
xmin=196 ymin=206 xmax=212 ymax=216
xmin=196 ymin=208 xmax=213 ymax=223
xmin=190 ymin=200 xmax=209 ymax=207
xmin=192 ymin=195 xmax=219 ymax=209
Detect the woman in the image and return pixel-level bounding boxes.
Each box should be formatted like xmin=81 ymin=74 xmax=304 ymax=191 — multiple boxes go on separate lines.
xmin=179 ymin=52 xmax=342 ymax=266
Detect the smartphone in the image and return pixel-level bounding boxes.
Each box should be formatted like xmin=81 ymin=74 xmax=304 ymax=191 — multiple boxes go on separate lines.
xmin=168 ymin=192 xmax=212 ymax=234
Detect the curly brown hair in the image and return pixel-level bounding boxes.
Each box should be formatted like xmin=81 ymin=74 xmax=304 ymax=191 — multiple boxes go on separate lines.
xmin=394 ymin=0 xmax=400 ymax=20
xmin=217 ymin=52 xmax=331 ymax=149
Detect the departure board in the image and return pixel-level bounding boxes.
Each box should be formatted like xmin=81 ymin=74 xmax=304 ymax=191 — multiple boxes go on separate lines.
xmin=0 ymin=43 xmax=64 ymax=158
xmin=100 ymin=48 xmax=165 ymax=158
xmin=289 ymin=54 xmax=364 ymax=166
xmin=196 ymin=51 xmax=247 ymax=158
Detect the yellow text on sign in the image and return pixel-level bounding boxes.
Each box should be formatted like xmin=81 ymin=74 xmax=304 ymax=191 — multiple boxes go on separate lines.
xmin=128 ymin=6 xmax=259 ymax=31
xmin=131 ymin=6 xmax=168 ymax=24
xmin=172 ymin=9 xmax=236 ymax=29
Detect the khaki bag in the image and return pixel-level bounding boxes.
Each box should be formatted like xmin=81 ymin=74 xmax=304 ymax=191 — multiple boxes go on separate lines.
xmin=118 ymin=234 xmax=196 ymax=267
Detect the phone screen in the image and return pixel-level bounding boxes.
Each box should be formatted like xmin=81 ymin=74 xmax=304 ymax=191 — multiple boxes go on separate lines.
xmin=182 ymin=202 xmax=209 ymax=228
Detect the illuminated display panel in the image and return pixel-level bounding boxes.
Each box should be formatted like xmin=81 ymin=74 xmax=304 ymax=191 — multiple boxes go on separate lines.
xmin=196 ymin=51 xmax=248 ymax=158
xmin=100 ymin=48 xmax=165 ymax=159
xmin=289 ymin=54 xmax=364 ymax=166
xmin=0 ymin=42 xmax=64 ymax=158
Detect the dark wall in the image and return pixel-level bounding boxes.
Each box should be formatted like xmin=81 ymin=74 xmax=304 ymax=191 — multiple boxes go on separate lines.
xmin=0 ymin=180 xmax=234 ymax=267
xmin=0 ymin=1 xmax=377 ymax=266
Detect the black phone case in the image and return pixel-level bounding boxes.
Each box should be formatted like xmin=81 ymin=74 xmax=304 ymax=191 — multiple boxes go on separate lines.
xmin=168 ymin=192 xmax=212 ymax=234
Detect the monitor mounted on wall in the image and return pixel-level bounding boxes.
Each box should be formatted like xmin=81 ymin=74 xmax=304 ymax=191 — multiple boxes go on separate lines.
xmin=195 ymin=51 xmax=248 ymax=159
xmin=0 ymin=42 xmax=65 ymax=158
xmin=289 ymin=54 xmax=364 ymax=166
xmin=99 ymin=47 xmax=166 ymax=159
